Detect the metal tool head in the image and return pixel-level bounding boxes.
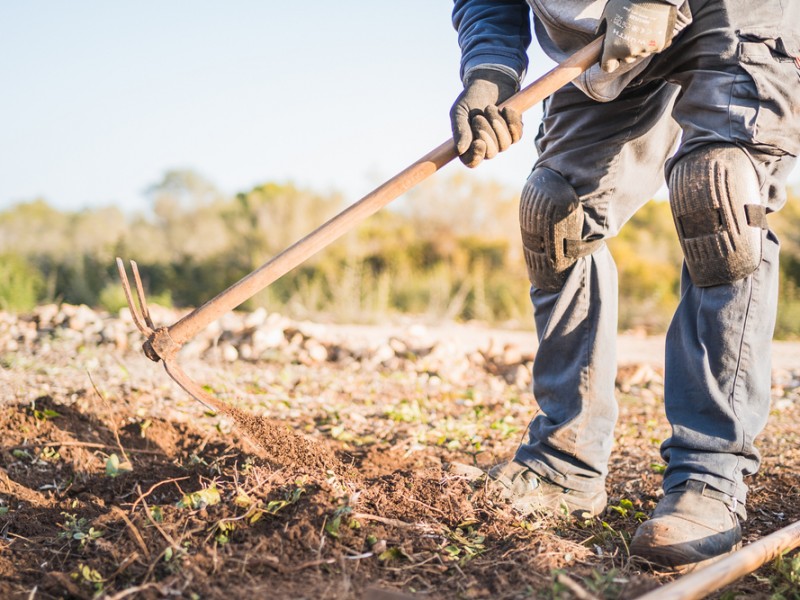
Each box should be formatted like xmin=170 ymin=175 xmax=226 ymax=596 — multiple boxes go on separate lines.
xmin=116 ymin=257 xmax=229 ymax=415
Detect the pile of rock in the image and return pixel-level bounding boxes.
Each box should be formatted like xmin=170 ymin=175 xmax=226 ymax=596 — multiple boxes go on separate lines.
xmin=0 ymin=304 xmax=536 ymax=388
xmin=1 ymin=304 xmax=797 ymax=401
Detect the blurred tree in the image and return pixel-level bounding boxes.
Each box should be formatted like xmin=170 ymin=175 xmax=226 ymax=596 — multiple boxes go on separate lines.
xmin=223 ymin=182 xmax=344 ymax=268
xmin=146 ymin=169 xmax=231 ymax=262
xmin=0 ymin=174 xmax=796 ymax=337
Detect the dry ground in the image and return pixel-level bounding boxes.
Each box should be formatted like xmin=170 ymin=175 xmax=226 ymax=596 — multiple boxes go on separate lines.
xmin=0 ymin=307 xmax=798 ymax=599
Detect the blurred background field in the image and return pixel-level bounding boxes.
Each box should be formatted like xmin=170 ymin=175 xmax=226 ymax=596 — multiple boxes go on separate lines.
xmin=4 ymin=4 xmax=800 ymax=339
xmin=2 ymin=170 xmax=799 ymax=339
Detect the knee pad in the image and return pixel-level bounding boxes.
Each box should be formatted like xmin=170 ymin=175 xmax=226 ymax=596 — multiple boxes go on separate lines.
xmin=669 ymin=144 xmax=768 ymax=287
xmin=520 ymin=168 xmax=602 ymax=292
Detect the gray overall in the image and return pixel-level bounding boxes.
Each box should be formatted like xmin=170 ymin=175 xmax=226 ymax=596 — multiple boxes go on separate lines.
xmin=515 ymin=0 xmax=800 ymax=510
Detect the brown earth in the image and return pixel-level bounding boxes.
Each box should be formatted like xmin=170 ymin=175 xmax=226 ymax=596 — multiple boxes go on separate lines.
xmin=0 ymin=306 xmax=798 ymax=599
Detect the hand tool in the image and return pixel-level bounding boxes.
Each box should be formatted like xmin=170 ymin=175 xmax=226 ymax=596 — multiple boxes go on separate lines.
xmin=117 ymin=38 xmax=604 ymax=411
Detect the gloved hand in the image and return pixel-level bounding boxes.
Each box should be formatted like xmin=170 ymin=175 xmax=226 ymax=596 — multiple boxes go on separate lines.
xmin=598 ymin=0 xmax=678 ymax=73
xmin=450 ymin=68 xmax=523 ymax=168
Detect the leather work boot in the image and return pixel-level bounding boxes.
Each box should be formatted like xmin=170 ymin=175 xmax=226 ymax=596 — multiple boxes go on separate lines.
xmin=486 ymin=461 xmax=607 ymax=518
xmin=630 ymin=480 xmax=743 ymax=572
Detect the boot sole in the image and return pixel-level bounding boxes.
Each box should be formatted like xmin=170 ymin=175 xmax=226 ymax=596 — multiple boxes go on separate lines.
xmin=630 ymin=539 xmax=743 ymax=574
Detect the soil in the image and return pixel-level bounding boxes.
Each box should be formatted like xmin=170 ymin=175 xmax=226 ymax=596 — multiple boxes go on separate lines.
xmin=1 ymin=313 xmax=799 ymax=600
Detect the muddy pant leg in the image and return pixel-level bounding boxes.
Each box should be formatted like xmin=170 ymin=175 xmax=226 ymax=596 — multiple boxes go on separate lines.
xmin=514 ymin=80 xmax=680 ymax=493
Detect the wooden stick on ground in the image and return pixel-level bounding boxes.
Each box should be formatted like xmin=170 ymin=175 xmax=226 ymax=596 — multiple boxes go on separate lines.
xmin=636 ymin=519 xmax=800 ymax=600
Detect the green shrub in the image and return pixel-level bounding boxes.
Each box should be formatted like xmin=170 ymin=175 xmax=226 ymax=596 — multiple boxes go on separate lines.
xmin=0 ymin=254 xmax=44 ymax=313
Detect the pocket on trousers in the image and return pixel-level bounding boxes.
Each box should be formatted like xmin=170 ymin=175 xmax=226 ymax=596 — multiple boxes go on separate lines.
xmin=730 ymin=37 xmax=800 ymax=156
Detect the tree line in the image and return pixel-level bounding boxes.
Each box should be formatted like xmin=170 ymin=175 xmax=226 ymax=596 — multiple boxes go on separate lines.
xmin=1 ymin=169 xmax=799 ymax=338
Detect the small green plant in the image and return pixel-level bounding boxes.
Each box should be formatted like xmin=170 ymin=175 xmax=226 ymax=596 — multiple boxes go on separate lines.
xmin=384 ymin=398 xmax=424 ymax=423
xmin=265 ymin=482 xmax=306 ymax=514
xmin=11 ymin=449 xmax=33 ymax=461
xmin=40 ymin=446 xmax=61 ymax=461
xmin=105 ymin=453 xmax=132 ymax=477
xmin=551 ymin=569 xmax=627 ymax=599
xmin=442 ymin=524 xmax=486 ymax=565
xmin=71 ymin=563 xmax=104 ymax=597
xmin=239 ymin=481 xmax=307 ymax=524
xmin=769 ymin=552 xmax=800 ymax=600
xmin=489 ymin=416 xmax=521 ymax=439
xmin=177 ymin=485 xmax=221 ymax=510
xmin=377 ymin=546 xmax=412 ymax=562
xmin=608 ymin=498 xmax=647 ymax=522
xmin=464 ymin=438 xmax=485 ymax=466
xmin=214 ymin=520 xmax=236 ymax=545
xmin=139 ymin=419 xmax=152 ymax=438
xmin=150 ymin=505 xmax=164 ymax=523
xmin=59 ymin=513 xmax=103 ymax=548
xmin=33 ymin=408 xmax=60 ymax=421
xmin=324 ymin=505 xmax=352 ymax=539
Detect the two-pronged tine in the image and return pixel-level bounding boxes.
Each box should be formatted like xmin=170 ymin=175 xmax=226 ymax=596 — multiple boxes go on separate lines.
xmin=116 ymin=257 xmax=215 ymax=410
xmin=116 ymin=257 xmax=154 ymax=337
xmin=129 ymin=260 xmax=155 ymax=331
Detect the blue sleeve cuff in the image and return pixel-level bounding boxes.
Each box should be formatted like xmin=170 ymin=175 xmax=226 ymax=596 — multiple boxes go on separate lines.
xmin=453 ymin=0 xmax=531 ymax=85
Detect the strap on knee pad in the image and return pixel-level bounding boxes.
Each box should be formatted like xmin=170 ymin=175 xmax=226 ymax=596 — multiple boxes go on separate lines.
xmin=520 ymin=168 xmax=602 ymax=292
xmin=669 ymin=144 xmax=768 ymax=287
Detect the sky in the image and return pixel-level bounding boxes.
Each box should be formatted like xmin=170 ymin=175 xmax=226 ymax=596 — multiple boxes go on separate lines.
xmin=1 ymin=2 xmax=797 ymax=214
xmin=0 ymin=1 xmax=553 ymax=213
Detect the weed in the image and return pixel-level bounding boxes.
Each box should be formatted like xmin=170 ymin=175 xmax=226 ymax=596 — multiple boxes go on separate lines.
xmin=214 ymin=521 xmax=236 ymax=545
xmin=489 ymin=415 xmax=521 ymax=439
xmin=324 ymin=505 xmax=352 ymax=539
xmin=464 ymin=438 xmax=485 ymax=466
xmin=71 ymin=563 xmax=104 ymax=597
xmin=150 ymin=505 xmax=164 ymax=523
xmin=551 ymin=568 xmax=627 ymax=599
xmin=384 ymin=398 xmax=424 ymax=423
xmin=608 ymin=498 xmax=647 ymax=522
xmin=39 ymin=446 xmax=61 ymax=461
xmin=139 ymin=418 xmax=152 ymax=438
xmin=177 ymin=485 xmax=221 ymax=510
xmin=105 ymin=453 xmax=132 ymax=477
xmin=31 ymin=407 xmax=60 ymax=422
xmin=58 ymin=513 xmax=103 ymax=548
xmin=11 ymin=449 xmax=33 ymax=461
xmin=442 ymin=524 xmax=486 ymax=565
xmin=264 ymin=481 xmax=306 ymax=515
xmin=768 ymin=552 xmax=800 ymax=600
xmin=242 ymin=480 xmax=307 ymax=524
xmin=377 ymin=546 xmax=412 ymax=562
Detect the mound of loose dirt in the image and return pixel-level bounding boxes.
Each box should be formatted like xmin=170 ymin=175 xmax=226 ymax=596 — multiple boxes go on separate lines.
xmin=224 ymin=406 xmax=356 ymax=480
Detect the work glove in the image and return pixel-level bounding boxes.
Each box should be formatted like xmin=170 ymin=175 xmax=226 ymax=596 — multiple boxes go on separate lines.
xmin=598 ymin=0 xmax=678 ymax=73
xmin=450 ymin=68 xmax=523 ymax=169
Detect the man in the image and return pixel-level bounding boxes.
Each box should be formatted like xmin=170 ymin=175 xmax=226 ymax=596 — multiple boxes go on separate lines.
xmin=450 ymin=0 xmax=800 ymax=571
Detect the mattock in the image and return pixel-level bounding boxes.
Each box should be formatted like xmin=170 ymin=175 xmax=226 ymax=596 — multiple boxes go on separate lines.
xmin=116 ymin=37 xmax=604 ymax=411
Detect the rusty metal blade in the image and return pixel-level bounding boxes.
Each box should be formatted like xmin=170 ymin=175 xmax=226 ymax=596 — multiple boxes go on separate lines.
xmin=162 ymin=359 xmax=232 ymax=416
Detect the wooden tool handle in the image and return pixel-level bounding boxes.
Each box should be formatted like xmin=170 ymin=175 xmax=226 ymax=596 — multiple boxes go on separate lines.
xmin=167 ymin=37 xmax=604 ymax=345
xmin=635 ymin=519 xmax=800 ymax=600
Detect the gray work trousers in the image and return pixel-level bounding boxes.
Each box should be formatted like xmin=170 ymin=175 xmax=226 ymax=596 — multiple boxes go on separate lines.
xmin=515 ymin=0 xmax=800 ymax=508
